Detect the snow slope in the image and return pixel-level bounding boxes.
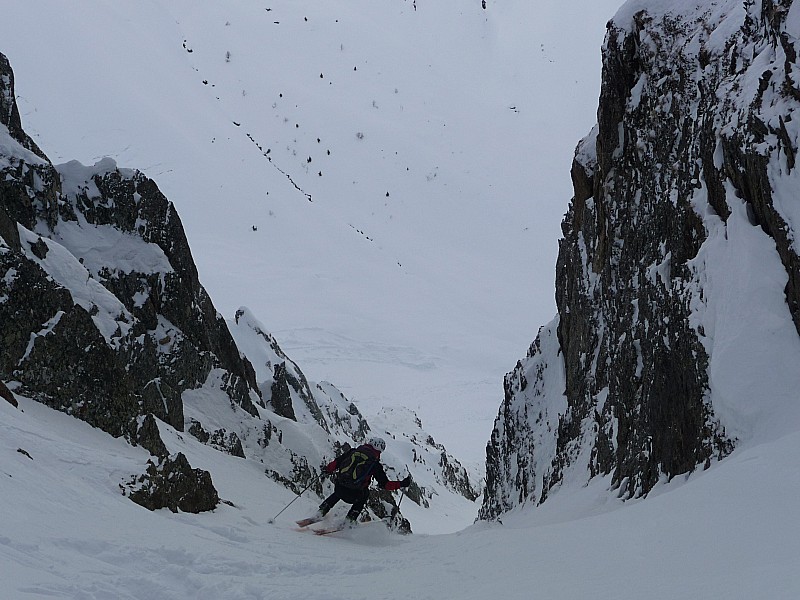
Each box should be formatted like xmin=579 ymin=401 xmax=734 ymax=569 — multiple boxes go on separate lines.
xmin=0 ymin=0 xmax=621 ymax=464
xmin=3 ymin=391 xmax=799 ymax=599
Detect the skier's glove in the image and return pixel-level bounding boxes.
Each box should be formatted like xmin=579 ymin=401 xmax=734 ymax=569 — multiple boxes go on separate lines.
xmin=400 ymin=475 xmax=412 ymax=488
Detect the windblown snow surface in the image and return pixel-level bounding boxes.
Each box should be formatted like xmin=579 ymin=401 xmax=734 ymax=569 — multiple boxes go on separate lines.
xmin=3 ymin=0 xmax=800 ymax=598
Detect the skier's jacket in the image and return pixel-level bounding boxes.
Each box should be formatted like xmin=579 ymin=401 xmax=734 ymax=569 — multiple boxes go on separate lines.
xmin=324 ymin=443 xmax=403 ymax=491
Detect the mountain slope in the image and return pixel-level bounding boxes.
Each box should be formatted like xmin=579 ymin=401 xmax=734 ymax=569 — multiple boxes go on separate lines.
xmin=481 ymin=0 xmax=800 ymax=519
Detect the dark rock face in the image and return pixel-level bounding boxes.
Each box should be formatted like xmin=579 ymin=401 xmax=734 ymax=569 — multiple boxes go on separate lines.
xmin=481 ymin=1 xmax=800 ymax=519
xmin=124 ymin=452 xmax=219 ymax=513
xmin=269 ymin=359 xmax=327 ymax=429
xmin=438 ymin=450 xmax=479 ymax=502
xmin=270 ymin=362 xmax=299 ymax=421
xmin=137 ymin=414 xmax=169 ymax=458
xmin=480 ymin=323 xmax=566 ymax=517
xmin=0 ymin=54 xmax=59 ymax=234
xmin=61 ymin=164 xmax=262 ymax=428
xmin=0 ymin=52 xmax=261 ymax=449
xmin=0 ymin=380 xmax=18 ymax=408
xmin=0 ymin=53 xmax=47 ymax=162
xmin=188 ymin=419 xmax=246 ymax=458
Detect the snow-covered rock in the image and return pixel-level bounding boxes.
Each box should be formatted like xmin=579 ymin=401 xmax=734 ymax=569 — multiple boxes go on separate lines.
xmin=481 ymin=0 xmax=800 ymax=519
xmin=123 ymin=452 xmax=220 ymax=514
xmin=1 ymin=53 xmax=261 ymax=444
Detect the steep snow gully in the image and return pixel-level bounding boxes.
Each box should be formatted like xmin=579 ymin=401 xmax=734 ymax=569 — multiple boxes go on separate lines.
xmin=3 ymin=0 xmax=800 ymax=598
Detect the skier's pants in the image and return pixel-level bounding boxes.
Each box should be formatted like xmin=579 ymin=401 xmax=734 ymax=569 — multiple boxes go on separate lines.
xmin=319 ymin=483 xmax=369 ymax=521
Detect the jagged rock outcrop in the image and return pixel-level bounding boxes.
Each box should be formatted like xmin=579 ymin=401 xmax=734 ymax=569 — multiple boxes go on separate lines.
xmin=0 ymin=380 xmax=18 ymax=408
xmin=231 ymin=308 xmax=330 ymax=429
xmin=481 ymin=0 xmax=800 ymax=519
xmin=137 ymin=414 xmax=169 ymax=458
xmin=0 ymin=51 xmax=261 ymax=449
xmin=124 ymin=452 xmax=219 ymax=513
xmin=188 ymin=418 xmax=246 ymax=458
xmin=56 ymin=160 xmax=262 ymax=428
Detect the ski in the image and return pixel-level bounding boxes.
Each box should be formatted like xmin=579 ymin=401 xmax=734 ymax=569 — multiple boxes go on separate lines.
xmin=295 ymin=516 xmax=323 ymax=528
xmin=311 ymin=518 xmax=388 ymax=536
xmin=312 ymin=524 xmax=348 ymax=535
xmin=311 ymin=520 xmax=364 ymax=535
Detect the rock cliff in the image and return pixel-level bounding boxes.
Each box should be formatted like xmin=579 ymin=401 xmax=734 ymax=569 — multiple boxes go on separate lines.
xmin=481 ymin=0 xmax=800 ymax=519
xmin=0 ymin=53 xmax=260 ymax=449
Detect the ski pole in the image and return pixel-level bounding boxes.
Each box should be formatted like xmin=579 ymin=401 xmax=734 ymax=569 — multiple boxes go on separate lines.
xmin=267 ymin=473 xmax=319 ymax=524
xmin=390 ymin=490 xmax=406 ymax=531
xmin=390 ymin=468 xmax=409 ymax=530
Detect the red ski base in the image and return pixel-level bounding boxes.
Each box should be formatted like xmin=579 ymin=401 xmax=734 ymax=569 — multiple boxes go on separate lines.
xmin=312 ymin=525 xmax=348 ymax=536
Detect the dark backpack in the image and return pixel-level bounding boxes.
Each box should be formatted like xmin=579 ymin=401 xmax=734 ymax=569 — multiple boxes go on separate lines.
xmin=336 ymin=449 xmax=378 ymax=489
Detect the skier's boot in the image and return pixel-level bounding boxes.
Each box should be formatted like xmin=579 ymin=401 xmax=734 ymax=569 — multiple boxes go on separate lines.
xmin=296 ymin=510 xmax=324 ymax=528
xmin=344 ymin=508 xmax=361 ymax=529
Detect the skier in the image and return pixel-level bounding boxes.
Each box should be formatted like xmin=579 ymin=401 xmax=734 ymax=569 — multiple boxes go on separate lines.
xmin=297 ymin=436 xmax=411 ymax=528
